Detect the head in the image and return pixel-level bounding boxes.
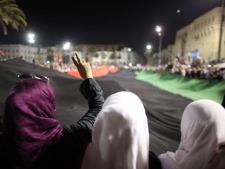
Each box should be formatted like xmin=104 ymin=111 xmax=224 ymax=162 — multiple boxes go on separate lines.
xmin=81 ymin=91 xmax=149 ymax=169
xmin=167 ymin=99 xmax=225 ymax=169
xmin=3 ymin=74 xmax=62 ymax=166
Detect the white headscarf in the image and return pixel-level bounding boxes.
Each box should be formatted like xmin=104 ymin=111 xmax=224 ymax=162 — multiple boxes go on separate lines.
xmin=81 ymin=91 xmax=149 ymax=169
xmin=160 ymin=99 xmax=225 ymax=169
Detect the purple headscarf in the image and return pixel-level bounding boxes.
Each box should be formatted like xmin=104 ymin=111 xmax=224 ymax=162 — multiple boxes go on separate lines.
xmin=3 ymin=78 xmax=63 ymax=167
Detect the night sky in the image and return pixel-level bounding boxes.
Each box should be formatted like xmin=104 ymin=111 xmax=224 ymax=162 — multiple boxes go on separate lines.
xmin=0 ymin=0 xmax=222 ymax=56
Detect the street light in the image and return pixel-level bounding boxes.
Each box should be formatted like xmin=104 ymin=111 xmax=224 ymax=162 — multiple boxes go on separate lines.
xmin=27 ymin=33 xmax=35 ymax=62
xmin=218 ymin=0 xmax=224 ymax=63
xmin=28 ymin=33 xmax=35 ymax=44
xmin=63 ymin=42 xmax=70 ymax=50
xmin=127 ymin=47 xmax=132 ymax=66
xmin=63 ymin=42 xmax=71 ymax=64
xmin=145 ymin=44 xmax=152 ymax=66
xmin=146 ymin=44 xmax=152 ymax=50
xmin=156 ymin=25 xmax=162 ymax=67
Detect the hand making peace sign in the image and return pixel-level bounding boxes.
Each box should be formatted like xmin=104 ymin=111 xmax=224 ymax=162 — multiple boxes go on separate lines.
xmin=71 ymin=52 xmax=93 ymax=79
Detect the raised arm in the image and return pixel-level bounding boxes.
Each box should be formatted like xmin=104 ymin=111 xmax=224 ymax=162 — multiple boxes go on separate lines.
xmin=63 ymin=52 xmax=104 ymax=143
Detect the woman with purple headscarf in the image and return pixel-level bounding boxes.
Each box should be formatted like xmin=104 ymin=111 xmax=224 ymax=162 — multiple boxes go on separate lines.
xmin=2 ymin=52 xmax=104 ymax=169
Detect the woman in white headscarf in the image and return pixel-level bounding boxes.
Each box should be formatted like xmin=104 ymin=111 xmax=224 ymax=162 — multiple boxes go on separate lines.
xmin=158 ymin=99 xmax=225 ymax=169
xmin=81 ymin=91 xmax=149 ymax=169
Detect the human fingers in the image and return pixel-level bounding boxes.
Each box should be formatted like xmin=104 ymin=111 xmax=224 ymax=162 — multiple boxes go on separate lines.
xmin=75 ymin=52 xmax=82 ymax=64
xmin=71 ymin=56 xmax=78 ymax=67
xmin=81 ymin=59 xmax=86 ymax=64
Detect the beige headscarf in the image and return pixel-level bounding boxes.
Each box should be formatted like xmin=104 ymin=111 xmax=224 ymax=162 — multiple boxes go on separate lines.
xmin=159 ymin=99 xmax=225 ymax=169
xmin=81 ymin=91 xmax=149 ymax=169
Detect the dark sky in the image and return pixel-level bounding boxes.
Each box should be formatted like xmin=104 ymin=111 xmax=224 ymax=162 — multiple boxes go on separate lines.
xmin=0 ymin=0 xmax=221 ymax=56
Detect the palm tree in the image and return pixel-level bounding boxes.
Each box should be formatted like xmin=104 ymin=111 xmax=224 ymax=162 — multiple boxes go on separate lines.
xmin=0 ymin=0 xmax=27 ymax=35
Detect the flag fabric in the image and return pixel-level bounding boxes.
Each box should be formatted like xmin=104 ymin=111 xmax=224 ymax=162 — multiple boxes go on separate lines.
xmin=188 ymin=49 xmax=200 ymax=59
xmin=0 ymin=50 xmax=6 ymax=59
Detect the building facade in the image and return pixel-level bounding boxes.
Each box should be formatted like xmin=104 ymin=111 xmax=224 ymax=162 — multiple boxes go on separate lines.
xmin=172 ymin=7 xmax=225 ymax=65
xmin=0 ymin=44 xmax=39 ymax=62
xmin=0 ymin=44 xmax=142 ymax=67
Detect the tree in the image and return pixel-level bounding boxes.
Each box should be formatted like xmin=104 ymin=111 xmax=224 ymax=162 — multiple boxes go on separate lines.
xmin=0 ymin=0 xmax=27 ymax=35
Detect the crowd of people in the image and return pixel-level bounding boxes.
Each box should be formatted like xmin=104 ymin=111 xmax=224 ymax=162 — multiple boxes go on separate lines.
xmin=155 ymin=58 xmax=225 ymax=81
xmin=169 ymin=65 xmax=225 ymax=81
xmin=0 ymin=52 xmax=225 ymax=169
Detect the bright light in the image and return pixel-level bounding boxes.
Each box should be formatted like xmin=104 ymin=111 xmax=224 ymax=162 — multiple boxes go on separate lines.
xmin=155 ymin=25 xmax=162 ymax=67
xmin=63 ymin=42 xmax=71 ymax=50
xmin=146 ymin=45 xmax=152 ymax=50
xmin=28 ymin=33 xmax=35 ymax=44
xmin=156 ymin=25 xmax=162 ymax=33
xmin=127 ymin=48 xmax=132 ymax=52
